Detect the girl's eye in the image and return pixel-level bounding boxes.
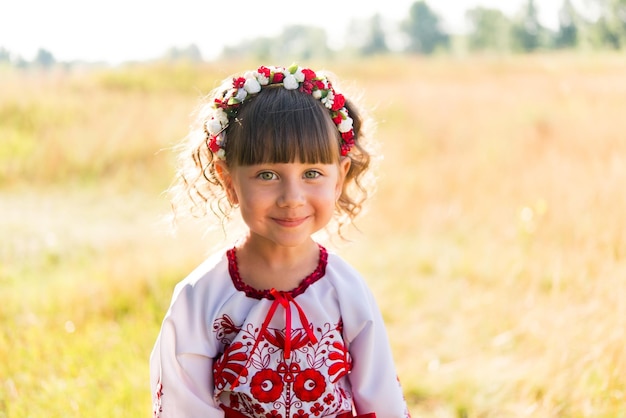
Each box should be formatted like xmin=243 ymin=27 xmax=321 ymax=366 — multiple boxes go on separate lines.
xmin=304 ymin=170 xmax=321 ymax=179
xmin=258 ymin=172 xmax=277 ymax=180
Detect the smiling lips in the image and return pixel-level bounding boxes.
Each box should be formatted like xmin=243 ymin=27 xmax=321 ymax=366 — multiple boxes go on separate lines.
xmin=272 ymin=216 xmax=309 ymax=227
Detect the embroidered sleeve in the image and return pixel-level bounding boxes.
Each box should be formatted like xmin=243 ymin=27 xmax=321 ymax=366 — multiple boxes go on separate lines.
xmin=332 ymin=258 xmax=411 ymax=418
xmin=150 ymin=283 xmax=225 ymax=417
xmin=347 ymin=313 xmax=411 ymax=418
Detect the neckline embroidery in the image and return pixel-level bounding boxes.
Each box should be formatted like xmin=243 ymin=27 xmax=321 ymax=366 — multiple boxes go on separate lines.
xmin=226 ymin=244 xmax=328 ymax=300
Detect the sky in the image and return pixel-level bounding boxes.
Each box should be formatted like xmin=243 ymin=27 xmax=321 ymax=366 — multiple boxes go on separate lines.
xmin=0 ymin=0 xmax=572 ymax=64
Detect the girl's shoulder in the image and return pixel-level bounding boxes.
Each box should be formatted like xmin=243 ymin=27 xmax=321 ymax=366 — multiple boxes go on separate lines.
xmin=167 ymin=247 xmax=234 ymax=307
xmin=176 ymin=248 xmax=229 ymax=287
xmin=324 ymin=250 xmax=368 ymax=287
xmin=323 ymin=250 xmax=384 ymax=341
xmin=323 ymin=250 xmax=378 ymax=305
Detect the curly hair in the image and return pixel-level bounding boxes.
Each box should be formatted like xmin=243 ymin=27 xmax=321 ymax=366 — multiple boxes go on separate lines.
xmin=168 ymin=70 xmax=376 ymax=238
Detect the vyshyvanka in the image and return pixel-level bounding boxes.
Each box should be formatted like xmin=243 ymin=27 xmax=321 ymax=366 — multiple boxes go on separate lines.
xmin=151 ymin=245 xmax=410 ymax=418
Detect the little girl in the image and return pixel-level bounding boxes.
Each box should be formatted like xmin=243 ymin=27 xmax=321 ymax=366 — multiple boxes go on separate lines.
xmin=151 ymin=64 xmax=410 ymax=418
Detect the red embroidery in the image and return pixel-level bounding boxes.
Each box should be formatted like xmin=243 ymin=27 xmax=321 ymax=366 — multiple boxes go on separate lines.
xmin=213 ymin=314 xmax=242 ymax=343
xmin=213 ymin=317 xmax=353 ymax=417
xmin=227 ymin=245 xmax=328 ymax=300
xmin=293 ymin=369 xmax=326 ymax=401
xmin=226 ymin=289 xmax=319 ymax=390
xmin=213 ymin=341 xmax=249 ymax=389
xmin=214 ymin=245 xmax=355 ymax=417
xmin=327 ymin=341 xmax=352 ymax=383
xmin=310 ymin=402 xmax=324 ymax=416
xmin=250 ymin=369 xmax=284 ymax=402
xmin=152 ymin=381 xmax=163 ymax=417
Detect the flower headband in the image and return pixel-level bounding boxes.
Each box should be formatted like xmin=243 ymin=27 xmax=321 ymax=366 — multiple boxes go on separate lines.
xmin=204 ymin=64 xmax=355 ymax=160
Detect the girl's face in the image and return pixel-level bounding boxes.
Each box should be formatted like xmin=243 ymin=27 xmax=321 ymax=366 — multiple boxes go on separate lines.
xmin=218 ymin=159 xmax=350 ymax=250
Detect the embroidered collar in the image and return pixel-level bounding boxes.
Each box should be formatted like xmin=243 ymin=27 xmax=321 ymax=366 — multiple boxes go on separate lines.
xmin=226 ymin=245 xmax=328 ymax=299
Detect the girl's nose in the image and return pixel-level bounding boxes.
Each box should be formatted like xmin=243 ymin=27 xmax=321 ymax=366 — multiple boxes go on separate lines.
xmin=277 ymin=180 xmax=305 ymax=208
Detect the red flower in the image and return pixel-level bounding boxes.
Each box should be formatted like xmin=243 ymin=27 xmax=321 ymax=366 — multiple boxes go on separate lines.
xmin=342 ymin=131 xmax=355 ymax=141
xmin=294 ymin=410 xmax=310 ymax=418
xmin=301 ymin=68 xmax=316 ymax=81
xmin=257 ymin=66 xmax=271 ymax=78
xmin=293 ymin=369 xmax=326 ymax=402
xmin=213 ymin=314 xmax=241 ymax=337
xmin=310 ymin=402 xmax=324 ymax=416
xmin=250 ymin=369 xmax=284 ymax=403
xmin=233 ymin=77 xmax=246 ymax=88
xmin=265 ymin=328 xmax=313 ymax=354
xmin=208 ymin=136 xmax=221 ymax=154
xmin=272 ymin=72 xmax=284 ymax=84
xmin=214 ymin=98 xmax=227 ymax=109
xmin=206 ymin=65 xmax=356 ymax=159
xmin=265 ymin=410 xmax=282 ymax=418
xmin=301 ymin=80 xmax=314 ymax=94
xmin=330 ymin=93 xmax=345 ymax=111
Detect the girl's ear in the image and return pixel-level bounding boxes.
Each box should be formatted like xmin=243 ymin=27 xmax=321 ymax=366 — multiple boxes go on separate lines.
xmin=214 ymin=161 xmax=239 ymax=205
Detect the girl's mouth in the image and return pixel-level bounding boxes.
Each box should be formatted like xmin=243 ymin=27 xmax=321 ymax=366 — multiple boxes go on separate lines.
xmin=272 ymin=217 xmax=308 ymax=227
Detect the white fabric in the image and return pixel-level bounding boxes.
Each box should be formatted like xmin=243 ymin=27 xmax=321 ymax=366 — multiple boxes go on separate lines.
xmin=150 ymin=247 xmax=410 ymax=417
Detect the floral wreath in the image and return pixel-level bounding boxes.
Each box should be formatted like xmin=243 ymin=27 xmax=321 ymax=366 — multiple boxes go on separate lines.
xmin=204 ymin=64 xmax=355 ymax=160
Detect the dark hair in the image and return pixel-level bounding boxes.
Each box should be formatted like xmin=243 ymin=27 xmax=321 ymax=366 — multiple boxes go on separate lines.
xmin=225 ymin=86 xmax=340 ymax=166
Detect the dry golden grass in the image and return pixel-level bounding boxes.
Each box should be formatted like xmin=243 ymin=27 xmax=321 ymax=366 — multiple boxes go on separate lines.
xmin=2 ymin=54 xmax=626 ymax=417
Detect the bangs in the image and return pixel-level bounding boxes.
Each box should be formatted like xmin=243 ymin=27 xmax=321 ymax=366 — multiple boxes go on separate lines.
xmin=224 ymin=87 xmax=340 ymax=166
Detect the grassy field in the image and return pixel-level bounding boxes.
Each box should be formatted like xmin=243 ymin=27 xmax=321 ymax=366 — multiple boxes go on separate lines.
xmin=2 ymin=54 xmax=626 ymax=417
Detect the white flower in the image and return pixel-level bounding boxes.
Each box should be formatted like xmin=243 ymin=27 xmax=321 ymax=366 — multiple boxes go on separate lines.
xmin=256 ymin=72 xmax=269 ymax=85
xmin=312 ymin=90 xmax=322 ymax=100
xmin=283 ymin=74 xmax=299 ymax=90
xmin=244 ymin=78 xmax=261 ymax=94
xmin=214 ymin=108 xmax=228 ymax=125
xmin=216 ymin=148 xmax=226 ymax=160
xmin=206 ymin=118 xmax=223 ymax=135
xmin=235 ymin=88 xmax=247 ymax=102
xmin=294 ymin=68 xmax=305 ymax=82
xmin=322 ymin=90 xmax=335 ymax=109
xmin=338 ymin=116 xmax=353 ymax=133
xmin=317 ymin=76 xmax=329 ymax=89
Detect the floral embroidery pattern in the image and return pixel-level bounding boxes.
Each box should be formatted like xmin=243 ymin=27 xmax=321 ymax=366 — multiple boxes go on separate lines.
xmin=213 ymin=316 xmax=353 ymax=417
xmin=213 ymin=341 xmax=249 ymax=389
xmin=327 ymin=340 xmax=352 ymax=383
xmin=293 ymin=368 xmax=326 ymax=401
xmin=152 ymin=381 xmax=163 ymax=417
xmin=250 ymin=369 xmax=284 ymax=402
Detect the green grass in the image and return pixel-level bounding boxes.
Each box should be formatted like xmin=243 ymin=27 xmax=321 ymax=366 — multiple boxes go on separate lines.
xmin=3 ymin=54 xmax=626 ymax=417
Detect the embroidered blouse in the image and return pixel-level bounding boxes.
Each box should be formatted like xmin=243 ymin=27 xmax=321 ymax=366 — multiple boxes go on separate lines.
xmin=150 ymin=245 xmax=410 ymax=418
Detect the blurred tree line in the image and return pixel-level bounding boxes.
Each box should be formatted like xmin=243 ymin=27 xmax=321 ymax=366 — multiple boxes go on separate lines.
xmin=1 ymin=0 xmax=625 ymax=68
xmin=222 ymin=0 xmax=626 ymax=59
